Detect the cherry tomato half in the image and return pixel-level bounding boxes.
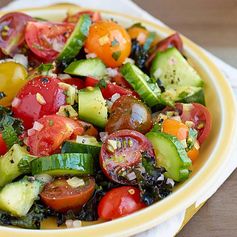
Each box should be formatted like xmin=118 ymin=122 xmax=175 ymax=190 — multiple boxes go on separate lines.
xmin=106 ymin=95 xmax=152 ymax=134
xmin=0 ymin=12 xmax=34 ymax=55
xmin=163 ymin=103 xmax=212 ymax=144
xmin=13 ymin=76 xmax=66 ymax=129
xmin=27 ymin=115 xmax=84 ymax=156
xmin=25 ymin=21 xmax=74 ymax=62
xmin=62 ymin=78 xmax=85 ymax=89
xmin=98 ymin=186 xmax=145 ymax=220
xmin=0 ymin=133 xmax=7 ymax=155
xmin=40 ymin=177 xmax=95 ymax=213
xmin=0 ymin=61 xmax=28 ymax=106
xmin=84 ymin=77 xmax=137 ymax=99
xmin=64 ymin=10 xmax=102 ymax=23
xmin=147 ymin=33 xmax=183 ymax=67
xmin=85 ymin=21 xmax=131 ymax=68
xmin=100 ymin=130 xmax=155 ymax=185
xmin=111 ymin=73 xmax=132 ymax=89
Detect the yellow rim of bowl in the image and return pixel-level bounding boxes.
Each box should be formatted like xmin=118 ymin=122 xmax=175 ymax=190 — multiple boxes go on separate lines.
xmin=0 ymin=4 xmax=236 ymax=237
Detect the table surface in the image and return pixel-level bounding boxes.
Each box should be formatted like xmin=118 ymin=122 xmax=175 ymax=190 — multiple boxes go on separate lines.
xmin=1 ymin=0 xmax=237 ymax=236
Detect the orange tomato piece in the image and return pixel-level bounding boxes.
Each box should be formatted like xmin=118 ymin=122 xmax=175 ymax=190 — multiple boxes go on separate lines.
xmin=85 ymin=21 xmax=131 ymax=68
xmin=187 ymin=147 xmax=199 ymax=162
xmin=162 ymin=118 xmax=189 ymax=141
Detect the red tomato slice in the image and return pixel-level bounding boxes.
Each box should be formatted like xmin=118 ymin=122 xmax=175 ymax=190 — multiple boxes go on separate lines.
xmin=100 ymin=129 xmax=155 ymax=185
xmin=13 ymin=76 xmax=66 ymax=129
xmin=40 ymin=177 xmax=95 ymax=213
xmin=84 ymin=77 xmax=138 ymax=99
xmin=98 ymin=186 xmax=145 ymax=220
xmin=77 ymin=120 xmax=98 ymax=137
xmin=163 ymin=103 xmax=212 ymax=144
xmin=111 ymin=73 xmax=133 ymax=89
xmin=25 ymin=21 xmax=74 ymax=62
xmin=0 ymin=12 xmax=34 ymax=55
xmin=63 ymin=78 xmax=85 ymax=89
xmin=64 ymin=11 xmax=102 ymax=23
xmin=0 ymin=133 xmax=7 ymax=155
xmin=147 ymin=33 xmax=183 ymax=67
xmin=27 ymin=115 xmax=84 ymax=156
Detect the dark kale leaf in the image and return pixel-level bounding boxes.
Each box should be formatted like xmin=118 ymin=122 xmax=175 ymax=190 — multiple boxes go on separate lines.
xmin=0 ymin=106 xmax=24 ymax=148
xmin=0 ymin=203 xmax=52 ymax=229
xmin=137 ymin=152 xmax=173 ymax=206
xmin=130 ymin=39 xmax=149 ymax=71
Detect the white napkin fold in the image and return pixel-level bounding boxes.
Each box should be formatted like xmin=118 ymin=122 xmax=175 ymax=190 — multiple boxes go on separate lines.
xmin=2 ymin=1 xmax=237 ymax=236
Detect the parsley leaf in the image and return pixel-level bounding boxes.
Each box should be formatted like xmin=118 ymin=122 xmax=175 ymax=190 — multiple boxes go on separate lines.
xmin=112 ymin=51 xmax=121 ymax=61
xmin=111 ymin=38 xmax=119 ymax=47
xmin=96 ymin=79 xmax=107 ymax=88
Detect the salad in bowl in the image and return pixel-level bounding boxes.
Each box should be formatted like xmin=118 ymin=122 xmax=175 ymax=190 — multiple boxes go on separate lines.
xmin=0 ymin=9 xmax=212 ymax=230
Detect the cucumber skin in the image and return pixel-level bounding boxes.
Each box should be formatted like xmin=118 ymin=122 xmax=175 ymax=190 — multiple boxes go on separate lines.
xmin=120 ymin=63 xmax=161 ymax=107
xmin=0 ymin=144 xmax=32 ymax=187
xmin=62 ymin=141 xmax=101 ymax=159
xmin=64 ymin=58 xmax=107 ymax=78
xmin=178 ymin=88 xmax=206 ymax=105
xmin=0 ymin=177 xmax=43 ymax=217
xmin=31 ymin=153 xmax=94 ymax=176
xmin=57 ymin=14 xmax=91 ymax=67
xmin=146 ymin=132 xmax=192 ymax=182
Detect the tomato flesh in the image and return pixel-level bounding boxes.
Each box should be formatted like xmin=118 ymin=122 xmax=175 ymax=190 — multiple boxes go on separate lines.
xmin=98 ymin=186 xmax=145 ymax=220
xmin=100 ymin=130 xmax=155 ymax=185
xmin=0 ymin=133 xmax=7 ymax=155
xmin=25 ymin=21 xmax=74 ymax=62
xmin=62 ymin=78 xmax=85 ymax=89
xmin=106 ymin=95 xmax=152 ymax=134
xmin=0 ymin=12 xmax=34 ymax=55
xmin=40 ymin=177 xmax=95 ymax=213
xmin=27 ymin=115 xmax=83 ymax=156
xmin=64 ymin=11 xmax=102 ymax=23
xmin=13 ymin=76 xmax=66 ymax=129
xmin=85 ymin=21 xmax=131 ymax=68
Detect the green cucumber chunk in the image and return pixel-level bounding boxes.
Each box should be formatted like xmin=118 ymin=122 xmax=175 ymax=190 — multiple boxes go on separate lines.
xmin=0 ymin=144 xmax=34 ymax=187
xmin=120 ymin=63 xmax=161 ymax=107
xmin=78 ymin=87 xmax=108 ymax=128
xmin=160 ymin=86 xmax=206 ymax=106
xmin=31 ymin=153 xmax=94 ymax=176
xmin=150 ymin=47 xmax=204 ymax=88
xmin=0 ymin=177 xmax=43 ymax=217
xmin=56 ymin=14 xmax=91 ymax=66
xmin=65 ymin=58 xmax=107 ymax=79
xmin=146 ymin=132 xmax=192 ymax=182
xmin=62 ymin=141 xmax=101 ymax=159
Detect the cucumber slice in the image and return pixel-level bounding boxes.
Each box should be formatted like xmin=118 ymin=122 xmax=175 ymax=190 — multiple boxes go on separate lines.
xmin=78 ymin=87 xmax=108 ymax=128
xmin=150 ymin=47 xmax=204 ymax=88
xmin=0 ymin=144 xmax=34 ymax=187
xmin=62 ymin=141 xmax=101 ymax=159
xmin=64 ymin=58 xmax=107 ymax=79
xmin=161 ymin=86 xmax=206 ymax=106
xmin=0 ymin=177 xmax=43 ymax=217
xmin=146 ymin=132 xmax=192 ymax=182
xmin=31 ymin=153 xmax=94 ymax=176
xmin=120 ymin=63 xmax=161 ymax=107
xmin=56 ymin=14 xmax=91 ymax=67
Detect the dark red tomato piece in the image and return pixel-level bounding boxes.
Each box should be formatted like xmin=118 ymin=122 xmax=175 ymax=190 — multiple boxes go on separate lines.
xmin=106 ymin=95 xmax=152 ymax=134
xmin=25 ymin=21 xmax=74 ymax=62
xmin=63 ymin=78 xmax=85 ymax=89
xmin=147 ymin=33 xmax=183 ymax=67
xmin=111 ymin=73 xmax=133 ymax=89
xmin=179 ymin=103 xmax=212 ymax=144
xmin=100 ymin=130 xmax=155 ymax=185
xmin=0 ymin=133 xmax=7 ymax=155
xmin=64 ymin=10 xmax=102 ymax=23
xmin=84 ymin=77 xmax=138 ymax=99
xmin=12 ymin=76 xmax=66 ymax=129
xmin=26 ymin=115 xmax=84 ymax=156
xmin=163 ymin=103 xmax=212 ymax=144
xmin=0 ymin=12 xmax=34 ymax=55
xmin=40 ymin=177 xmax=95 ymax=213
xmin=98 ymin=186 xmax=145 ymax=220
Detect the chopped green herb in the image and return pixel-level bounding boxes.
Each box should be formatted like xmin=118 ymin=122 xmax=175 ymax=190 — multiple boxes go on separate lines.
xmin=112 ymin=51 xmax=121 ymax=61
xmin=143 ymin=32 xmax=156 ymax=51
xmin=37 ymin=64 xmax=54 ymax=75
xmin=2 ymin=125 xmax=20 ymax=149
xmin=96 ymin=79 xmax=107 ymax=88
xmin=111 ymin=38 xmax=119 ymax=47
xmin=49 ymin=119 xmax=54 ymax=127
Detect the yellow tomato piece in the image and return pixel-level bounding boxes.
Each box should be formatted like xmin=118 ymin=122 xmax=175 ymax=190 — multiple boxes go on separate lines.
xmin=0 ymin=61 xmax=28 ymax=106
